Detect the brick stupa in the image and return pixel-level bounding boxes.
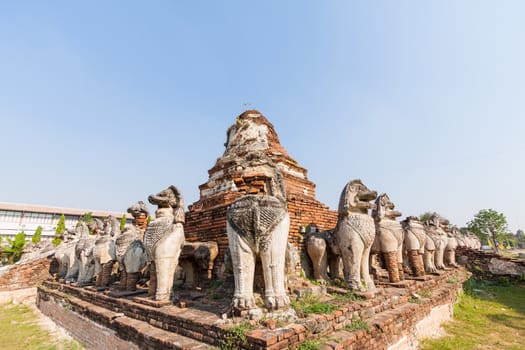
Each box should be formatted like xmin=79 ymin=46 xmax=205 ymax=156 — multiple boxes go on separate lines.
xmin=184 ymin=110 xmax=337 ymax=269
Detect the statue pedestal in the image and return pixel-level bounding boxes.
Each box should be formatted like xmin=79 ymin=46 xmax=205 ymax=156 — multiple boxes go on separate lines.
xmin=105 ymin=288 xmax=147 ymax=298
xmin=378 ymin=280 xmax=415 ymax=288
xmin=406 ymin=275 xmax=433 ymax=281
xmin=133 ymin=296 xmax=172 ymax=308
xmin=85 ymin=286 xmax=109 ymax=292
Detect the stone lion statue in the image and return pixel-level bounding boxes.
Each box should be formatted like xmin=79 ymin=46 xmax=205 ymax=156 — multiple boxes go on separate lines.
xmin=371 ymin=193 xmax=405 ymax=283
xmin=226 ymin=163 xmax=290 ymax=312
xmin=401 ymin=216 xmax=427 ymax=277
xmin=143 ymin=185 xmax=186 ymax=301
xmin=333 ymin=179 xmax=377 ymax=291
xmin=424 ymin=213 xmax=448 ymax=271
xmin=115 ymin=201 xmax=149 ymax=291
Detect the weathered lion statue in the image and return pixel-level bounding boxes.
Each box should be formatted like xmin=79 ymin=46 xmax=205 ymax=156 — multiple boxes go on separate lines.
xmin=305 ymin=227 xmax=341 ymax=281
xmin=334 ymin=179 xmax=377 ymax=291
xmin=442 ymin=222 xmax=459 ymax=268
xmin=226 ymin=165 xmax=290 ymax=312
xmin=55 ymin=228 xmax=79 ymax=281
xmin=424 ymin=213 xmax=448 ymax=271
xmin=143 ymin=185 xmax=185 ymax=302
xmin=74 ymin=220 xmax=99 ymax=286
xmin=115 ymin=201 xmax=149 ymax=291
xmin=401 ymin=216 xmax=427 ymax=277
xmin=370 ymin=193 xmax=405 ymax=283
xmin=92 ymin=215 xmax=120 ymax=288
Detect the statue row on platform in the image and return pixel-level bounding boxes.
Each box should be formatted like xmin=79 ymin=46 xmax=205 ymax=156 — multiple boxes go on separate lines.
xmin=54 ymin=186 xmax=218 ymax=304
xmin=53 ymin=174 xmax=480 ymax=316
xmin=305 ymin=180 xmax=481 ymax=292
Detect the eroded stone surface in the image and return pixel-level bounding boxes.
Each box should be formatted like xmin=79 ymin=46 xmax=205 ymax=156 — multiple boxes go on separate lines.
xmin=402 ymin=216 xmax=427 ymax=277
xmin=371 ymin=193 xmax=405 ymax=283
xmin=488 ymin=258 xmax=525 ymax=275
xmin=143 ymin=186 xmax=186 ymax=301
xmin=424 ymin=213 xmax=448 ymax=272
xmin=334 ymin=179 xmax=377 ymax=291
xmin=226 ymin=158 xmax=291 ymax=312
xmin=116 ymin=201 xmax=149 ymax=291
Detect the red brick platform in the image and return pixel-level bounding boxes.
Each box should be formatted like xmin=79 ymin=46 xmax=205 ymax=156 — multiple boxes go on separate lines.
xmin=37 ymin=268 xmax=466 ymax=349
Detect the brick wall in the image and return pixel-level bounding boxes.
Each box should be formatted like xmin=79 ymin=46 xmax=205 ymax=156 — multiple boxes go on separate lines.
xmin=37 ymin=291 xmax=141 ymax=350
xmin=0 ymin=255 xmax=54 ymax=291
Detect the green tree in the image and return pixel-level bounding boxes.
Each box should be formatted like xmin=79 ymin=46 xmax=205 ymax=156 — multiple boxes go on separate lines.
xmin=79 ymin=212 xmax=93 ymax=224
xmin=419 ymin=212 xmax=433 ymax=222
xmin=467 ymin=209 xmax=509 ymax=253
xmin=78 ymin=212 xmax=95 ymax=234
xmin=32 ymin=226 xmax=43 ymax=244
xmin=119 ymin=214 xmax=127 ymax=232
xmin=53 ymin=214 xmax=66 ymax=246
xmin=5 ymin=231 xmax=26 ymax=263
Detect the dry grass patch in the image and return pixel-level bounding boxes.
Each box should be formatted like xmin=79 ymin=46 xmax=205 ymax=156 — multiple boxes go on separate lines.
xmin=0 ymin=303 xmax=83 ymax=350
xmin=420 ymin=278 xmax=525 ymax=350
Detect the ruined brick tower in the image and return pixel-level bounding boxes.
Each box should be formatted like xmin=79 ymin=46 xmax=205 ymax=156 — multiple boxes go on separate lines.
xmin=184 ymin=110 xmax=337 ymax=269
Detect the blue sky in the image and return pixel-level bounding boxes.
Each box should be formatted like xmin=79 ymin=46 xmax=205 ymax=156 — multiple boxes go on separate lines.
xmin=1 ymin=1 xmax=524 ymax=232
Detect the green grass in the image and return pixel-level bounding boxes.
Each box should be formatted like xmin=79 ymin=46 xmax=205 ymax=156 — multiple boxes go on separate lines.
xmin=291 ymin=294 xmax=337 ymax=317
xmin=297 ymin=339 xmax=322 ymax=350
xmin=333 ymin=291 xmax=366 ymax=303
xmin=345 ymin=319 xmax=370 ymax=332
xmin=0 ymin=303 xmax=83 ymax=350
xmin=420 ymin=278 xmax=525 ymax=350
xmin=219 ymin=321 xmax=256 ymax=350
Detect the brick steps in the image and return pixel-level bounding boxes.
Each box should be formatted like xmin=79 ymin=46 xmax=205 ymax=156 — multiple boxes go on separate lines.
xmin=113 ymin=315 xmax=211 ymax=349
xmin=37 ymin=285 xmax=213 ymax=349
xmin=38 ymin=268 xmax=465 ymax=349
xmin=317 ymin=279 xmax=459 ymax=350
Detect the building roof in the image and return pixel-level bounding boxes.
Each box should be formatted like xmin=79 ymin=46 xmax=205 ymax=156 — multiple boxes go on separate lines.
xmin=0 ymin=201 xmax=132 ymax=219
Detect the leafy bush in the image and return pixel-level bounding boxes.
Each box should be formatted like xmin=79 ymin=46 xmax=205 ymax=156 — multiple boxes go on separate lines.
xmin=5 ymin=231 xmax=26 ymax=263
xmin=80 ymin=212 xmax=93 ymax=223
xmin=53 ymin=214 xmax=66 ymax=246
xmin=32 ymin=226 xmax=43 ymax=244
xmin=119 ymin=214 xmax=127 ymax=232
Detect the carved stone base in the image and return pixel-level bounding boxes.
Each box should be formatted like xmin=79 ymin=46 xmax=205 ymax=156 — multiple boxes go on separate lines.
xmin=118 ymin=269 xmax=128 ymax=291
xmin=406 ymin=275 xmax=433 ymax=281
xmin=378 ymin=280 xmax=415 ymax=288
xmin=73 ymin=281 xmax=94 ymax=288
xmin=96 ymin=262 xmax=114 ymax=287
xmin=85 ymin=286 xmax=110 ymax=292
xmin=398 ymin=262 xmax=405 ymax=280
xmin=354 ymin=290 xmax=380 ymax=300
xmin=384 ymin=251 xmax=401 ymax=283
xmin=148 ymin=262 xmax=157 ymax=298
xmin=106 ymin=288 xmax=148 ymax=298
xmin=132 ymin=296 xmax=172 ymax=308
xmin=125 ymin=272 xmax=140 ymax=291
xmin=409 ymin=250 xmax=425 ymax=277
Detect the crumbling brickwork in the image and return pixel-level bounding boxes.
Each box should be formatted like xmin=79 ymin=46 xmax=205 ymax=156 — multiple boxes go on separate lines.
xmin=0 ymin=255 xmax=54 ymax=291
xmin=37 ymin=269 xmax=465 ymax=349
xmin=184 ymin=111 xmax=337 ymax=271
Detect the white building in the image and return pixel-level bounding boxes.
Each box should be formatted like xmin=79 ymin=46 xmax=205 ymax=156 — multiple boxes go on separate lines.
xmin=0 ymin=202 xmax=132 ymax=240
